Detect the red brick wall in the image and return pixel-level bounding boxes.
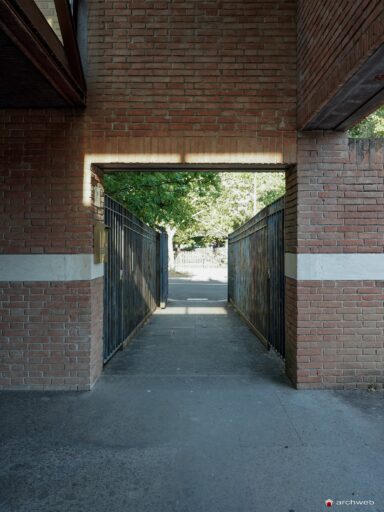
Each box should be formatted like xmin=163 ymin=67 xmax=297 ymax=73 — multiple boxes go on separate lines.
xmin=3 ymin=1 xmax=383 ymax=391
xmin=35 ymin=0 xmax=62 ymax=42
xmin=0 ymin=281 xmax=93 ymax=390
xmin=293 ymin=134 xmax=384 ymax=254
xmin=0 ymin=0 xmax=298 ymax=390
xmin=286 ymin=134 xmax=384 ymax=389
xmin=90 ymin=277 xmax=103 ymax=384
xmin=284 ymin=166 xmax=298 ymax=253
xmin=290 ymin=279 xmax=384 ymax=389
xmin=297 ymin=0 xmax=384 ymax=128
xmin=0 ymin=110 xmax=90 ymax=255
xmin=1 ymin=0 xmax=297 ymax=256
xmin=285 ymin=277 xmax=298 ymax=383
xmin=87 ymin=0 xmax=297 ymax=143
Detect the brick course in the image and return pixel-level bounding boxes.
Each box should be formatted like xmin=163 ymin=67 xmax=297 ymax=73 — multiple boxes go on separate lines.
xmin=90 ymin=277 xmax=103 ymax=385
xmin=0 ymin=110 xmax=90 ymax=255
xmin=1 ymin=1 xmax=384 ymax=390
xmin=287 ymin=134 xmax=384 ymax=254
xmin=286 ymin=134 xmax=384 ymax=389
xmin=34 ymin=0 xmax=62 ymax=42
xmin=297 ymin=0 xmax=384 ymax=128
xmin=87 ymin=0 xmax=297 ymax=140
xmin=286 ymin=278 xmax=384 ymax=389
xmin=0 ymin=0 xmax=297 ymax=389
xmin=0 ymin=281 xmax=94 ymax=390
xmin=0 ymin=0 xmax=297 ymax=257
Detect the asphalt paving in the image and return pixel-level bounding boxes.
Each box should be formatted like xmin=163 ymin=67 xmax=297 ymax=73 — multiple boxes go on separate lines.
xmin=1 ymin=275 xmax=383 ymax=512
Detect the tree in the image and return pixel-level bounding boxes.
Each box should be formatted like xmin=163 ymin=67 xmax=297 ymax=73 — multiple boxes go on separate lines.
xmin=183 ymin=172 xmax=285 ymax=244
xmin=348 ymin=106 xmax=384 ymax=138
xmin=103 ymin=172 xmax=220 ymax=269
xmin=104 ymin=171 xmax=286 ymax=260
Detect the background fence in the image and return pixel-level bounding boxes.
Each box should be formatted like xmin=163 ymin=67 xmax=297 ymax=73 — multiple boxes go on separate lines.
xmin=103 ymin=195 xmax=168 ymax=363
xmin=228 ymin=197 xmax=285 ymax=357
xmin=174 ymin=246 xmax=227 ymax=271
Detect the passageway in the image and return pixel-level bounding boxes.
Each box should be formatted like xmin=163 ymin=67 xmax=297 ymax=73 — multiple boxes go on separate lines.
xmin=1 ymin=274 xmax=384 ymax=511
xmin=1 ymin=1 xmax=384 ymax=508
xmin=104 ymin=272 xmax=283 ymax=378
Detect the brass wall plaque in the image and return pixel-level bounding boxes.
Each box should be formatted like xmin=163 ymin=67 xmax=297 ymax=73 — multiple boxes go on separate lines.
xmin=94 ymin=222 xmax=108 ymax=264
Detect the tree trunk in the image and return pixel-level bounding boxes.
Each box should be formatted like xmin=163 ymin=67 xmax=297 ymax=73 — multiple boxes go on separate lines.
xmin=166 ymin=225 xmax=177 ymax=270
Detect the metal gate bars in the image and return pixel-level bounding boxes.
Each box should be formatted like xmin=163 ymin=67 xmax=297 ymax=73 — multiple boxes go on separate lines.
xmin=228 ymin=197 xmax=285 ymax=358
xmin=157 ymin=230 xmax=168 ymax=309
xmin=103 ymin=195 xmax=168 ymax=363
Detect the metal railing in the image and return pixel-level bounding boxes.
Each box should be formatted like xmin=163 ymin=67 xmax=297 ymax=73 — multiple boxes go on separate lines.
xmin=174 ymin=247 xmax=227 ymax=270
xmin=103 ymin=195 xmax=168 ymax=363
xmin=228 ymin=197 xmax=285 ymax=358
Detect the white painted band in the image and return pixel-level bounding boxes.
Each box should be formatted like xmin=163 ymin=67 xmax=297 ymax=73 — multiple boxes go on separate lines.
xmin=3 ymin=253 xmax=382 ymax=282
xmin=0 ymin=254 xmax=104 ymax=281
xmin=285 ymin=253 xmax=384 ymax=281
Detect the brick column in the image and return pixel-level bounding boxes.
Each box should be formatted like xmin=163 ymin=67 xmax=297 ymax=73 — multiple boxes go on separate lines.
xmin=0 ymin=113 xmax=104 ymax=390
xmin=285 ymin=133 xmax=384 ymax=389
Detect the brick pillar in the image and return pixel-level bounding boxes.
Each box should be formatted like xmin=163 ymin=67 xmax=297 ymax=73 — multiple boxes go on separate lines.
xmin=285 ymin=132 xmax=384 ymax=389
xmin=0 ymin=113 xmax=104 ymax=390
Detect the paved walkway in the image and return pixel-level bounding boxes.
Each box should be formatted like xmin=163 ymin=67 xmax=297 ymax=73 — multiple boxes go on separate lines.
xmin=1 ymin=275 xmax=384 ymax=511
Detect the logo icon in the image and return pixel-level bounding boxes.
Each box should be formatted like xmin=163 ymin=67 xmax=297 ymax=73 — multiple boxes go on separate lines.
xmin=325 ymin=499 xmax=333 ymax=508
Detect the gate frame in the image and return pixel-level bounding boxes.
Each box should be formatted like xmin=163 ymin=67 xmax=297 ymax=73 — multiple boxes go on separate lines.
xmin=95 ymin=163 xmax=292 ymax=373
xmin=157 ymin=229 xmax=168 ymax=309
xmin=228 ymin=196 xmax=285 ymax=357
xmin=103 ymin=194 xmax=165 ymax=364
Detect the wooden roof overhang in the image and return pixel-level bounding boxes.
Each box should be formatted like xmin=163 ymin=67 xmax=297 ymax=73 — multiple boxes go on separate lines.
xmin=0 ymin=0 xmax=86 ymax=107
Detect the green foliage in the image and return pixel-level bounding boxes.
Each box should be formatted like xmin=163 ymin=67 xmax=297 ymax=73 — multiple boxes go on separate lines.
xmin=348 ymin=106 xmax=384 ymax=138
xmin=103 ymin=171 xmax=220 ymax=230
xmin=104 ymin=171 xmax=285 ymax=247
xmin=185 ymin=172 xmax=285 ymax=244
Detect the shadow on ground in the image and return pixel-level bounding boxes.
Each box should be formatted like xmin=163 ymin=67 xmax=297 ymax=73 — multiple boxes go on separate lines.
xmin=0 ymin=276 xmax=383 ymax=512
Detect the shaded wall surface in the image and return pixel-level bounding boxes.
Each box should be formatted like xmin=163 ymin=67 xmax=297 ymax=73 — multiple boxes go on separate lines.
xmin=285 ymin=136 xmax=384 ymax=389
xmin=0 ymin=0 xmax=296 ymax=390
xmin=297 ymin=0 xmax=384 ymax=128
xmin=1 ymin=1 xmax=384 ymax=390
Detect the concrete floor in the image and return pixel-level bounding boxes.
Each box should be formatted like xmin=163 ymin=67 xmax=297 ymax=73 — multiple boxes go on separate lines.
xmin=1 ymin=274 xmax=384 ymax=512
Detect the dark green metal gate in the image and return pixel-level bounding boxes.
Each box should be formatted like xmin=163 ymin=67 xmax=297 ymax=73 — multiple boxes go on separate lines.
xmin=228 ymin=196 xmax=285 ymax=357
xmin=103 ymin=195 xmax=168 ymax=363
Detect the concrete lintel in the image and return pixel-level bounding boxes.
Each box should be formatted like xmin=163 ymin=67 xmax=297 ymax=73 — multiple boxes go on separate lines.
xmin=285 ymin=253 xmax=384 ymax=281
xmin=0 ymin=254 xmax=104 ymax=281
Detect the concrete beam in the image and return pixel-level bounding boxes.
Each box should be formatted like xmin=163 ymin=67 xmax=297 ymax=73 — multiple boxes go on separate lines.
xmin=285 ymin=253 xmax=384 ymax=281
xmin=0 ymin=254 xmax=103 ymax=281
